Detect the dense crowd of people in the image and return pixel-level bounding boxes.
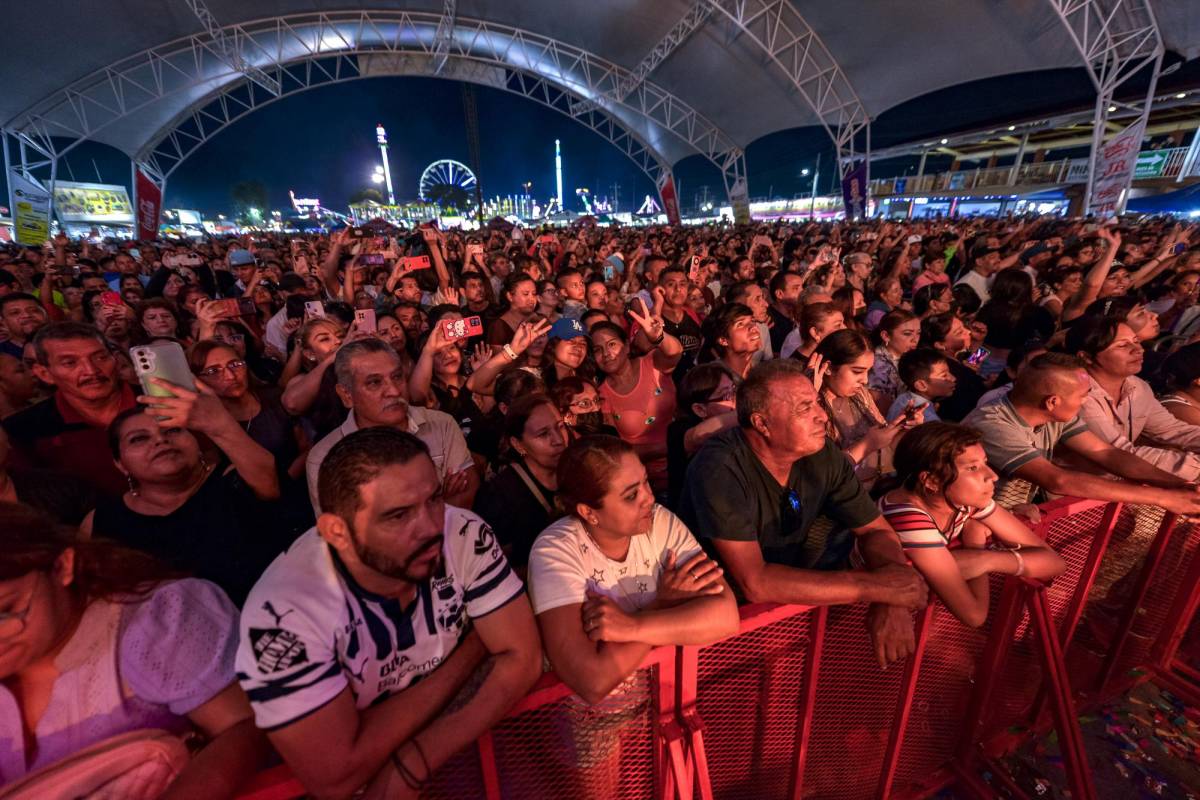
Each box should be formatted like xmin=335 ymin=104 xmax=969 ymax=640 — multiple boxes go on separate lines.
xmin=2 ymin=212 xmax=1199 ymax=796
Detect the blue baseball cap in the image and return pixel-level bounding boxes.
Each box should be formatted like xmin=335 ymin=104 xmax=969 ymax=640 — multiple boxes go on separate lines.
xmin=228 ymin=248 xmax=256 ymax=267
xmin=549 ymin=317 xmax=587 ymax=340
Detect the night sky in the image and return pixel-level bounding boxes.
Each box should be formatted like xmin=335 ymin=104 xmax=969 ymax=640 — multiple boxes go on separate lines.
xmin=16 ymin=55 xmax=1199 ymax=218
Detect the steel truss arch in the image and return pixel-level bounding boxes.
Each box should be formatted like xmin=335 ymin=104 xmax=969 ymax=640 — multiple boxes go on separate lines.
xmin=3 ymin=11 xmax=746 ymax=203
xmin=136 ymin=53 xmax=670 ymax=195
xmin=1045 ymin=0 xmax=1164 ymax=215
xmin=705 ymin=0 xmax=871 ymax=182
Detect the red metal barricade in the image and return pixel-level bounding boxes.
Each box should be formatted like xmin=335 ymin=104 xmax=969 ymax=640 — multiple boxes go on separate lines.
xmin=232 ymin=500 xmax=1198 ymax=800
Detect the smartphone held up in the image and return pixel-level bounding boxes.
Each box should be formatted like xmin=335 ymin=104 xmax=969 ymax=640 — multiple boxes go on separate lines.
xmin=441 ymin=316 xmax=484 ymax=342
xmin=131 ymin=342 xmax=195 ymax=399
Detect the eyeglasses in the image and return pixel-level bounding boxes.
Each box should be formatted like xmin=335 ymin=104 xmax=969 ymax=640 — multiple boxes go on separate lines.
xmin=707 ymin=388 xmax=736 ymax=403
xmin=198 ymin=359 xmax=247 ymax=378
xmin=214 ymin=333 xmax=245 ymax=343
xmin=0 ymin=577 xmax=38 ymax=640
xmin=570 ymin=396 xmax=600 ymax=412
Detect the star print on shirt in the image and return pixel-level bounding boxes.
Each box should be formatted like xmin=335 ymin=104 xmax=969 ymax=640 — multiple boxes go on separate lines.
xmin=580 ymin=542 xmax=588 ymax=553
xmin=619 ymin=567 xmax=628 ymax=576
xmin=637 ymin=581 xmax=650 ymax=593
xmin=643 ymin=559 xmax=651 ymax=569
xmin=591 ymin=569 xmax=605 ymax=582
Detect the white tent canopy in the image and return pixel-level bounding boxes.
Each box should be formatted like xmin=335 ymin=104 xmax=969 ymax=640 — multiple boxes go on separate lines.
xmin=1 ymin=1 xmax=1195 ymax=206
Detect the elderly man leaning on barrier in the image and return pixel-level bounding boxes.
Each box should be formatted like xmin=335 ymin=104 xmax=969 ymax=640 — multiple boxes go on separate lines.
xmin=962 ymin=352 xmax=1200 ymax=515
xmin=679 ymin=359 xmax=929 ymax=668
xmin=237 ymin=428 xmax=541 ymax=800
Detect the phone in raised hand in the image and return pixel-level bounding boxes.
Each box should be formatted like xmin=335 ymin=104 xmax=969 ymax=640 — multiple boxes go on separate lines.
xmin=354 ymin=308 xmax=377 ymax=333
xmin=964 ymin=346 xmax=990 ymax=368
xmin=130 ymin=342 xmax=195 ymax=399
xmin=401 ymin=255 xmax=431 ymax=272
xmin=440 ymin=316 xmax=484 ymax=342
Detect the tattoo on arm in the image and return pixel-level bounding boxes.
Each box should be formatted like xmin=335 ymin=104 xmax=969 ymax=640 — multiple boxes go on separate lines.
xmin=444 ymin=657 xmax=498 ymax=714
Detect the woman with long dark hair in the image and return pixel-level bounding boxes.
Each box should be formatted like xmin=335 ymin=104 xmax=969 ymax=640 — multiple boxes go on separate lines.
xmin=591 ymin=300 xmax=682 ymax=496
xmin=0 ymin=502 xmax=268 ymax=796
xmin=831 ymin=285 xmax=866 ymax=332
xmin=816 ymin=329 xmax=922 ymax=489
xmin=868 ymin=309 xmax=921 ymax=412
xmin=486 ymin=272 xmax=540 ymax=352
xmin=473 ymin=394 xmax=568 ymax=570
xmin=973 ymin=268 xmax=1055 ymax=379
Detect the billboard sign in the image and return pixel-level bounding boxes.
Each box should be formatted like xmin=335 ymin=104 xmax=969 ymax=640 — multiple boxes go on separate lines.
xmin=53 ymin=180 xmax=133 ymax=224
xmin=8 ymin=170 xmax=50 ymax=245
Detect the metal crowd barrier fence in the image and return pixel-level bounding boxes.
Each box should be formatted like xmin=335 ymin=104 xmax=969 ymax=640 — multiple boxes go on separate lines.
xmin=235 ymin=499 xmax=1200 ymax=800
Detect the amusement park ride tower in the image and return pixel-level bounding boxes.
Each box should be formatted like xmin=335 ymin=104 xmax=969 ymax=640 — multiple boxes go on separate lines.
xmin=376 ymin=124 xmax=396 ymax=205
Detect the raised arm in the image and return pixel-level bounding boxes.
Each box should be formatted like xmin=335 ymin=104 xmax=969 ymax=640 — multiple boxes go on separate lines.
xmin=627 ymin=295 xmax=682 ymax=374
xmin=318 ymin=230 xmax=347 ymax=297
xmin=464 ymin=319 xmax=551 ymax=396
xmin=1062 ymin=228 xmax=1119 ymax=323
xmin=1128 ymin=226 xmax=1185 ymax=288
xmin=408 ymin=324 xmax=453 ymax=409
xmin=143 ymin=378 xmax=280 ymax=501
xmin=421 ymin=227 xmax=455 ymax=295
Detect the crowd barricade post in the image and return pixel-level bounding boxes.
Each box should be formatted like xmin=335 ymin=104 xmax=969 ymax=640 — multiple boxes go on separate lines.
xmin=230 ymin=498 xmax=1200 ymax=799
xmin=673 ymin=602 xmax=827 ymax=800
xmin=1150 ymin=523 xmax=1200 ymax=705
xmin=1092 ymin=508 xmax=1179 ymax=693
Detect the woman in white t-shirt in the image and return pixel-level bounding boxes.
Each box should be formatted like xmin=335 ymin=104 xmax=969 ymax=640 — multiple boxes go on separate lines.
xmin=527 ymin=436 xmax=738 ymax=706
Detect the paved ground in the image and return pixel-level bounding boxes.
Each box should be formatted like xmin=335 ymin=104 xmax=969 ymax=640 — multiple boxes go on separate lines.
xmin=971 ymin=681 xmax=1200 ymax=799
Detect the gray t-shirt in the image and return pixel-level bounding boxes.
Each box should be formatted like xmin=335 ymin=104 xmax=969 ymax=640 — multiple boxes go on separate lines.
xmin=962 ymin=396 xmax=1089 ymax=494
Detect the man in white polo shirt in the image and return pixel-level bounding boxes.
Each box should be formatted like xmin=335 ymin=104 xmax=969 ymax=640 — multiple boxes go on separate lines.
xmin=306 ymin=338 xmax=477 ymax=515
xmin=238 ymin=427 xmax=540 ymax=798
xmin=954 ymin=247 xmax=1001 ymax=304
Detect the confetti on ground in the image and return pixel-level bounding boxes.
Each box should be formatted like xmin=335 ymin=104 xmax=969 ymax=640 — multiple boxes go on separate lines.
xmin=991 ymin=682 xmax=1200 ymax=800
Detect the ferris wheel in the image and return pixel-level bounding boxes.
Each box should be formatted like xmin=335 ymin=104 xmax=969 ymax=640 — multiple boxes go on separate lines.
xmin=418 ymin=159 xmax=477 ymax=205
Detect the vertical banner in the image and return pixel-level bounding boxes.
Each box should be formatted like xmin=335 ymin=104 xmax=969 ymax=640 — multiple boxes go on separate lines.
xmin=841 ymin=161 xmax=867 ymax=220
xmin=1088 ymin=119 xmax=1145 ymax=218
xmin=134 ymin=169 xmax=162 ymax=241
xmin=7 ymin=169 xmax=50 ymax=245
xmin=728 ymin=176 xmax=751 ymax=225
xmin=656 ymin=172 xmax=682 ymax=226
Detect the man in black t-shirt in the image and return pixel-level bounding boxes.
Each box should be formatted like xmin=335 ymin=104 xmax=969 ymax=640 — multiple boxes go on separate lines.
xmin=657 ymin=266 xmax=702 ymax=378
xmin=679 ymin=359 xmax=928 ymax=667
xmin=766 ymin=271 xmax=803 ymax=354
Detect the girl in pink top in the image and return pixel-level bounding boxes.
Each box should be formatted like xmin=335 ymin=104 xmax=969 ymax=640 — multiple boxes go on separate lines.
xmin=591 ymin=299 xmax=683 ymax=495
xmin=912 ymin=253 xmax=952 ymax=293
